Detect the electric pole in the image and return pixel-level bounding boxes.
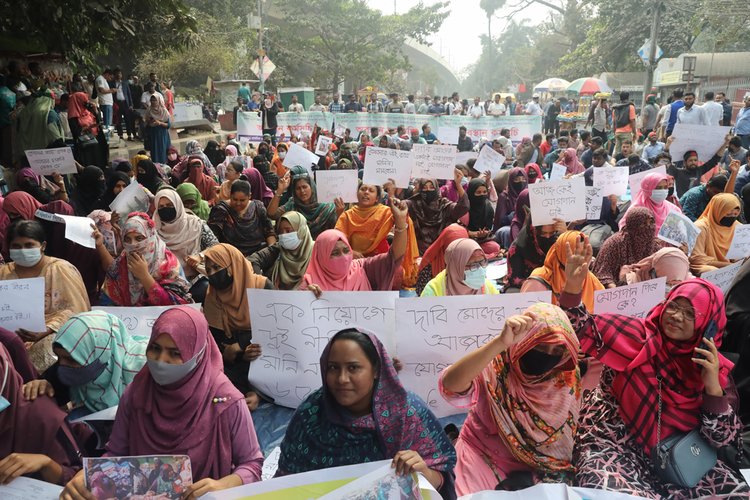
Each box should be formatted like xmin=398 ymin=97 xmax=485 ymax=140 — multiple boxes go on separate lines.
xmin=258 ymin=0 xmax=264 ymax=93
xmin=642 ymin=0 xmax=662 ymax=104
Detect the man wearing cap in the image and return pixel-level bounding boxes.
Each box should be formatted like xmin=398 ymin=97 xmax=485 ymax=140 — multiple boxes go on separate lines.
xmin=409 ymin=128 xmax=426 ymax=144
xmin=524 ymin=95 xmax=543 ymax=116
xmin=665 ymin=133 xmax=731 ymax=197
xmin=641 ymin=132 xmax=665 ymax=163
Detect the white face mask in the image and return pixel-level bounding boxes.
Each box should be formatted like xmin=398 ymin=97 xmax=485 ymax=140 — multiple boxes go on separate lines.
xmin=650 ymin=189 xmax=669 ymax=204
xmin=9 ymin=247 xmax=43 ymax=267
xmin=147 ymin=345 xmax=205 ymax=386
xmin=279 ymin=232 xmax=302 ymax=251
xmin=278 ymin=152 xmax=287 ymax=159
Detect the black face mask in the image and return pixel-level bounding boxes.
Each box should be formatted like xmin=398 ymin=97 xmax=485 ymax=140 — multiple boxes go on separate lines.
xmin=519 ymin=349 xmax=562 ymax=377
xmin=472 ymin=194 xmax=488 ymax=204
xmin=157 ymin=207 xmax=177 ymax=222
xmin=719 ymin=215 xmax=737 ymax=227
xmin=512 ymin=181 xmax=526 ymax=191
xmin=421 ymin=190 xmax=438 ymax=203
xmin=537 ymin=235 xmax=556 ymax=253
xmin=667 ymin=186 xmax=674 ymax=198
xmin=208 ymin=268 xmax=233 ymax=290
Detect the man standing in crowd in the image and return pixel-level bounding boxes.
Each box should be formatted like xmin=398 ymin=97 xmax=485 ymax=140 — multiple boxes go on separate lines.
xmin=417 ymin=95 xmax=430 ymax=114
xmin=467 ymin=97 xmax=485 ymax=118
xmin=366 ymin=92 xmax=382 ymax=113
xmin=717 ymin=91 xmax=733 ymax=126
xmin=288 ymin=94 xmax=304 ymax=113
xmin=328 ymin=93 xmax=343 ymax=114
xmin=308 ymin=95 xmax=325 ymax=112
xmin=404 ymin=94 xmax=416 ymax=114
xmin=676 ymin=92 xmax=708 ymax=126
xmin=96 ymin=69 xmax=117 ymax=132
xmin=662 ymin=88 xmax=685 ymax=137
xmin=525 ymin=94 xmax=543 ymax=116
xmin=611 ymin=91 xmax=636 ymax=155
xmin=736 ymin=94 xmax=750 ymax=148
xmin=446 ymin=92 xmax=462 ymax=115
xmin=113 ymin=68 xmax=134 ymax=142
xmin=386 ymin=93 xmax=404 ymax=113
xmin=701 ymin=91 xmax=723 ymax=126
xmin=344 ymin=93 xmax=361 ymax=113
xmin=487 ymin=94 xmax=506 ymax=117
xmin=640 ymin=94 xmax=659 ymax=136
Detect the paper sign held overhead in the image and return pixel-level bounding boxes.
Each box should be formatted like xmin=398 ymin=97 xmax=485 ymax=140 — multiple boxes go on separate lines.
xmin=314 ymin=169 xmax=359 ymax=203
xmin=726 ymin=224 xmax=750 ymax=261
xmin=436 ymin=126 xmax=459 ymax=145
xmin=108 ymin=180 xmax=149 ymax=217
xmin=56 ymin=214 xmax=97 ymax=249
xmin=314 ymin=135 xmax=333 ymax=156
xmin=549 ymin=163 xmax=567 ymax=181
xmin=593 ymin=166 xmax=629 ymax=196
xmin=411 ymin=144 xmax=457 ymax=180
xmin=669 ymin=123 xmax=732 ymax=163
xmin=25 ymin=147 xmax=77 ymax=176
xmin=594 ymin=277 xmax=666 ymax=319
xmin=657 ymin=211 xmax=701 ymax=255
xmin=473 ymin=145 xmax=505 ymax=177
xmin=362 ymin=146 xmax=413 ymax=188
xmin=282 ymin=143 xmax=320 ymax=174
xmin=528 ymin=176 xmax=587 ymax=226
xmin=0 ymin=277 xmax=46 ymax=333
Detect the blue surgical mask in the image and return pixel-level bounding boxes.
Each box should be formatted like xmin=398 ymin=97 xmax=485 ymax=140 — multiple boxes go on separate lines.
xmin=650 ymin=189 xmax=669 ymax=204
xmin=57 ymin=358 xmax=106 ymax=387
xmin=463 ymin=267 xmax=487 ymax=290
xmin=147 ymin=345 xmax=205 ymax=386
xmin=9 ymin=247 xmax=43 ymax=267
xmin=0 ymin=360 xmax=10 ymax=413
xmin=279 ymin=232 xmax=302 ymax=251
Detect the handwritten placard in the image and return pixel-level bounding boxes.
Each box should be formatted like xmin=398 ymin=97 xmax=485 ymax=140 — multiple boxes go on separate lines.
xmin=56 ymin=214 xmax=96 ymax=249
xmin=549 ymin=163 xmax=567 ymax=181
xmin=657 ymin=211 xmax=701 ymax=255
xmin=411 ymin=144 xmax=457 ymax=180
xmin=629 ymin=165 xmax=666 ymax=201
xmin=593 ymin=277 xmax=666 ymax=319
xmin=282 ymin=143 xmax=320 ymax=174
xmin=92 ymin=304 xmax=202 ymax=338
xmin=455 ymin=151 xmax=478 ymax=166
xmin=473 ymin=145 xmax=505 ymax=177
xmin=528 ymin=176 xmax=587 ymax=226
xmin=593 ymin=166 xmax=629 ymax=196
xmin=585 ymin=186 xmax=604 ymax=220
xmin=726 ymin=224 xmax=750 ymax=260
xmin=25 ymin=147 xmax=77 ymax=176
xmin=314 ymin=169 xmax=359 ymax=203
xmin=0 ymin=277 xmax=46 ymax=332
xmin=108 ymin=179 xmax=149 ymax=216
xmin=247 ymin=290 xmax=398 ymax=408
xmin=314 ymin=135 xmax=333 ymax=156
xmin=670 ymin=123 xmax=732 ymax=162
xmin=436 ymin=127 xmax=459 ymax=145
xmin=702 ymin=261 xmax=743 ymax=293
xmin=395 ymin=291 xmax=552 ymax=418
xmin=362 ymin=146 xmax=413 ymax=188
xmin=0 ymin=477 xmax=63 ymax=499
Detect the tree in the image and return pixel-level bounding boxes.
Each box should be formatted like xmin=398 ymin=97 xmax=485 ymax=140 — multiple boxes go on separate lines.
xmin=480 ymin=0 xmax=507 ymax=41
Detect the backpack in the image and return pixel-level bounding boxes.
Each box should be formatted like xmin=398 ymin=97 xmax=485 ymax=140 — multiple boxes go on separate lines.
xmin=613 ymin=103 xmax=633 ymax=129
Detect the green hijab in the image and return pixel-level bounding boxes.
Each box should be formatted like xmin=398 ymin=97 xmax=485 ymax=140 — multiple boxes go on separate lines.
xmin=176 ymin=182 xmax=211 ymax=221
xmin=271 ymin=211 xmax=314 ymax=290
xmin=281 ymin=171 xmax=337 ymax=239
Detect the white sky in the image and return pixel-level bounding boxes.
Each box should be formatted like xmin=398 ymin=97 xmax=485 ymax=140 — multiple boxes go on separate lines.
xmin=366 ymin=0 xmax=556 ymax=75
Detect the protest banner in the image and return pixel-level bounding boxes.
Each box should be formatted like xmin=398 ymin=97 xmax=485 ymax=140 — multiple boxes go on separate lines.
xmin=411 ymin=144 xmax=457 ymax=179
xmin=395 ymin=291 xmax=552 ymax=418
xmin=108 ymin=180 xmax=149 ymax=217
xmin=437 ymin=126 xmax=459 ymax=144
xmin=84 ymin=455 xmax=191 ymax=498
xmin=657 ymin=211 xmax=701 ymax=254
xmin=585 ymin=186 xmax=604 ymax=220
xmin=314 ymin=169 xmax=359 ymax=203
xmin=438 ymin=115 xmax=543 ymax=145
xmin=25 ymin=147 xmax=77 ymax=176
xmin=549 ymin=163 xmax=567 ymax=181
xmin=0 ymin=477 xmax=63 ymax=500
xmin=282 ymin=143 xmax=320 ymax=173
xmin=236 ymin=111 xmax=263 ymax=142
xmin=276 ymin=111 xmax=332 ymax=140
xmin=247 ymin=290 xmax=397 ymax=408
xmin=93 ymin=304 xmax=202 ymax=338
xmin=334 ymin=112 xmax=437 ymax=138
xmin=0 ymin=277 xmax=46 ymax=333
xmin=670 ymin=123 xmax=732 ymax=162
xmin=629 ymin=165 xmax=666 ymax=201
xmin=593 ymin=277 xmax=666 ymax=319
xmin=473 ymin=145 xmax=505 ymax=177
xmin=702 ymin=261 xmax=743 ymax=293
xmin=593 ymin=166 xmax=629 ymax=196
xmin=726 ymin=224 xmax=750 ymax=260
xmin=528 ymin=177 xmax=587 ymax=226
xmin=314 ymin=135 xmax=333 ymax=156
xmin=362 ymin=146 xmax=413 ymax=188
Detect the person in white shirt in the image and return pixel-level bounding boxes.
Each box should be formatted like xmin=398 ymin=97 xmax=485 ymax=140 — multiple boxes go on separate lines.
xmin=141 ymin=82 xmax=165 ymax=108
xmin=676 ymin=92 xmax=708 ymax=126
xmin=487 ymin=94 xmax=506 ymax=117
xmin=308 ymin=95 xmax=326 ymax=112
xmin=288 ymin=94 xmax=305 ymax=113
xmin=446 ymin=92 xmax=462 ymax=115
xmin=417 ymin=96 xmax=431 ymax=114
xmin=525 ymin=95 xmax=543 ymax=116
xmin=467 ymin=97 xmax=486 ymax=118
xmin=404 ymin=95 xmax=416 ymax=114
xmin=96 ymin=69 xmax=116 ymax=129
xmin=700 ymin=91 xmax=723 ymax=126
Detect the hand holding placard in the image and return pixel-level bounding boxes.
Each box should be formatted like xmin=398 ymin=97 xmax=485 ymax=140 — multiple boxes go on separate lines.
xmin=362 ymin=146 xmax=412 ymax=188
xmin=314 ymin=169 xmax=359 ymax=203
xmin=528 ymin=177 xmax=587 ymax=225
xmin=593 ymin=166 xmax=629 ymax=196
xmin=25 ymin=147 xmax=77 ymax=176
xmin=726 ymin=224 xmax=750 ymax=260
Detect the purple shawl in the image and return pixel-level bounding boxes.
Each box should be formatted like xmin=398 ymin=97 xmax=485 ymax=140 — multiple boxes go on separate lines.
xmin=510 ymin=188 xmax=530 ymax=241
xmin=0 ymin=328 xmax=38 ymax=383
xmin=242 ymin=166 xmax=274 ymax=206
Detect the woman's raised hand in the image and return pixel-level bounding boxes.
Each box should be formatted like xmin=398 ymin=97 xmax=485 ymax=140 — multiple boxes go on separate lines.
xmin=563 ymin=233 xmax=593 ymax=295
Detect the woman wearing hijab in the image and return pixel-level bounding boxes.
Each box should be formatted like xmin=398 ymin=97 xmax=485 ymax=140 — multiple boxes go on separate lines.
xmin=218 ymin=160 xmax=242 ymax=203
xmin=524 ymin=163 xmax=543 ymax=184
xmin=60 ymin=306 xmax=264 ymax=499
xmin=171 ymin=140 xmax=216 ymax=181
xmin=136 ymin=158 xmax=166 ymax=195
xmin=441 ymin=303 xmax=581 ymax=494
xmin=515 ymin=137 xmax=534 ymax=166
xmin=96 ymin=212 xmax=192 ymax=306
xmin=505 ymin=213 xmax=564 ymax=291
xmin=277 ymin=328 xmax=456 ymax=496
xmin=335 ymin=183 xmax=420 ymax=287
xmin=144 ymin=94 xmax=171 ymax=164
xmin=690 ymin=193 xmax=742 ymax=275
xmin=69 ymin=165 xmax=105 ymax=216
xmin=493 ymin=168 xmax=527 ymax=239
xmin=15 ymin=159 xmax=66 ymax=204
xmin=619 ymin=172 xmax=681 ymax=235
xmin=301 ymin=200 xmax=409 ymax=294
xmin=1 ymin=220 xmax=90 ymax=373
xmin=623 ymin=247 xmax=694 ymax=293
xmin=592 ymin=207 xmax=662 ymax=288
xmin=13 ymin=90 xmax=64 ymax=162
xmin=522 ymin=231 xmax=604 ymax=311
xmin=560 ymin=240 xmax=746 ymax=498
xmin=466 ymin=178 xmax=501 ymax=258
xmin=22 ymin=311 xmax=147 ymax=414
xmin=165 ymin=146 xmax=181 ymax=169
xmin=249 ymin=211 xmax=313 ymax=290
xmin=406 ymin=170 xmax=469 ymax=254
xmin=269 ymin=170 xmax=337 ymax=240
xmin=270 ymin=142 xmax=288 ymax=178
xmin=153 ymin=190 xmax=219 ymax=280
xmin=439 ymin=166 xmax=470 ymax=203
xmin=187 ymin=156 xmax=218 ymax=206
xmin=422 ymin=239 xmax=499 ymax=296
xmin=99 ymin=171 xmax=130 ymax=210
xmin=176 ymin=182 xmax=210 ymax=221
xmin=415 ymin=224 xmax=469 ymax=296
xmin=242 ymin=165 xmax=274 ymax=207
xmin=557 ymin=148 xmax=585 ymax=175
xmin=0 ymin=345 xmax=92 ymax=486
xmin=725 ymin=257 xmax=750 ymax=354
xmin=0 ymin=195 xmax=9 ymax=260
xmin=208 ymin=180 xmax=275 ymax=257
xmin=509 ymin=189 xmax=531 ymax=242
xmin=203 ymin=140 xmax=225 ymax=169
xmin=216 ymin=145 xmax=238 ymax=182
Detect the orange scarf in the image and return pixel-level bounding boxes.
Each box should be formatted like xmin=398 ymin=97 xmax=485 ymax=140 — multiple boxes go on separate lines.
xmin=693 ymin=193 xmax=741 ymax=266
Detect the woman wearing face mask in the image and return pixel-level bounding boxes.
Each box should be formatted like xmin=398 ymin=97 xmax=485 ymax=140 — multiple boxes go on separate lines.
xmin=241 ymin=165 xmax=274 ymax=207
xmin=592 ymin=207 xmax=662 ymax=288
xmin=271 ymin=142 xmax=289 ymax=178
xmin=136 ymin=158 xmax=166 ymax=195
xmin=301 ymin=199 xmax=409 ymax=295
xmin=0 ymin=344 xmax=92 ymax=486
xmin=690 ymin=193 xmax=742 ymax=275
xmin=522 ymin=231 xmax=604 ymax=311
xmin=493 ymin=168 xmax=527 ymax=242
xmin=421 ymin=239 xmax=498 ymax=296
xmin=440 ymin=303 xmax=581 ymax=494
xmin=335 ymin=183 xmax=420 ymax=287
xmin=557 ymin=148 xmax=585 ymax=175
xmin=202 ymin=244 xmax=272 ymax=410
xmin=415 ymin=224 xmax=469 ymax=296
xmin=251 ymin=152 xmax=279 ymax=195
xmin=439 ymin=165 xmax=470 ymax=203
xmin=559 ymin=241 xmax=746 ymax=499
xmin=524 ymin=163 xmax=543 ymax=184
xmin=0 ymin=220 xmax=90 ymax=373
xmin=60 ymin=306 xmax=264 ymax=500
xmin=203 ymin=140 xmax=225 ymax=170
xmin=623 ymin=247 xmax=694 ymax=291
xmin=269 ymin=171 xmax=337 ymax=240
xmin=187 ymin=156 xmax=218 ymax=207
xmin=22 ymin=311 xmax=147 ymax=416
xmin=98 ymin=171 xmax=130 ymax=210
xmin=406 ymin=171 xmax=469 ymax=254
xmin=466 ymin=178 xmax=502 ymax=258
xmin=505 ymin=211 xmax=566 ymax=291
xmin=95 ymin=212 xmax=192 ymax=306
xmin=69 ymin=165 xmax=105 ymax=217
xmin=277 ymin=328 xmax=456 ymax=496
xmin=619 ymin=172 xmax=681 ymax=235
xmin=509 ymin=189 xmax=531 ymax=242
xmin=145 ymin=95 xmax=171 ymax=164
xmin=249 ymin=211 xmax=313 ymax=290
xmin=176 ymin=182 xmax=210 ymax=221
xmin=208 ymin=180 xmax=276 ymax=258
xmin=165 ymin=146 xmax=181 ymax=169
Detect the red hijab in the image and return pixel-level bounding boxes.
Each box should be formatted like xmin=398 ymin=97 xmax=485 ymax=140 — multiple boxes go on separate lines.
xmin=418 ymin=223 xmax=469 ymax=278
xmin=187 ymin=156 xmax=218 ymax=204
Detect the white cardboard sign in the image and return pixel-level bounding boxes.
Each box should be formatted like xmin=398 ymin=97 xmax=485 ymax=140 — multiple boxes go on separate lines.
xmin=282 ymin=143 xmax=320 ymax=174
xmin=593 ymin=166 xmax=629 ymax=196
xmin=411 ymin=144 xmax=457 ymax=180
xmin=0 ymin=277 xmax=46 ymax=333
xmin=108 ymin=179 xmax=149 ymax=216
xmin=362 ymin=146 xmax=413 ymax=188
xmin=473 ymin=145 xmax=505 ymax=177
xmin=25 ymin=147 xmax=77 ymax=176
xmin=726 ymin=224 xmax=750 ymax=261
xmin=593 ymin=277 xmax=667 ymax=319
xmin=528 ymin=176 xmax=587 ymax=225
xmin=702 ymin=261 xmax=743 ymax=293
xmin=670 ymin=123 xmax=731 ymax=162
xmin=314 ymin=169 xmax=359 ymax=203
xmin=92 ymin=304 xmax=202 ymax=338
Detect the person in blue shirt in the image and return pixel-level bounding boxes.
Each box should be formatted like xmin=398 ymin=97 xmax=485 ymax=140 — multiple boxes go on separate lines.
xmin=679 ymin=174 xmax=728 ymax=221
xmin=427 ymin=96 xmax=445 ymax=115
xmin=736 ymin=95 xmax=750 ymax=148
xmin=641 ymin=132 xmax=665 ymax=163
xmin=420 ymin=124 xmax=438 ymax=144
xmin=734 ymin=150 xmax=750 ymax=196
xmin=237 ymin=83 xmax=251 ymax=103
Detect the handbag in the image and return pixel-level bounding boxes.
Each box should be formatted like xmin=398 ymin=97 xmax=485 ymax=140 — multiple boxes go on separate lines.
xmin=650 ymin=377 xmax=717 ymax=488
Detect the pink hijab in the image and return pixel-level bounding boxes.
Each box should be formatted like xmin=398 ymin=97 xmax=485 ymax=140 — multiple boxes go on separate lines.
xmin=301 ymin=229 xmax=371 ymax=291
xmin=625 ymin=247 xmax=693 ymax=285
xmin=115 ymin=306 xmax=243 ymax=481
xmin=445 ymin=238 xmax=485 ymax=296
xmin=620 ymin=172 xmax=680 ymax=235
xmin=558 ymin=148 xmax=584 ymax=175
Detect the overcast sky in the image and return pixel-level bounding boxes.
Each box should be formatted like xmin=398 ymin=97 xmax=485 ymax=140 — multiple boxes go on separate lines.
xmin=366 ymin=0 xmax=556 ymax=75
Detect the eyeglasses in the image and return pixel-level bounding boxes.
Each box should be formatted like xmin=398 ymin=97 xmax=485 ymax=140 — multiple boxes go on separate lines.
xmin=465 ymin=259 xmax=489 ymax=272
xmin=664 ymin=302 xmax=703 ymax=322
